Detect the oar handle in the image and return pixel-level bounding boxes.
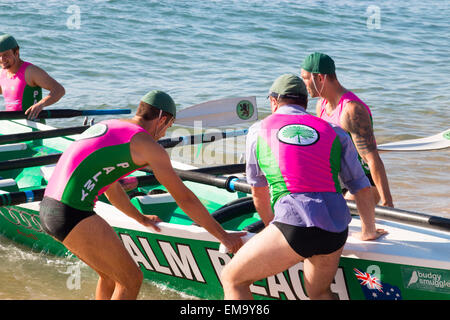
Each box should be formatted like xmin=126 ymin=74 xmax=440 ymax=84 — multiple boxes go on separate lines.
xmin=346 ymin=201 xmax=450 ymax=231
xmin=165 ymin=170 xmax=450 ymax=231
xmin=0 ymin=154 xmax=61 ymax=171
xmin=120 ymin=164 xmax=247 ymax=190
xmin=0 ymin=109 xmax=131 ymax=120
xmin=0 ymin=125 xmax=89 ymax=145
xmin=173 ymin=169 xmax=251 ymax=193
xmin=2 ymin=164 xmax=449 ymax=232
xmin=0 ymin=189 xmax=45 ymax=206
xmin=81 ymin=109 xmax=131 ymax=116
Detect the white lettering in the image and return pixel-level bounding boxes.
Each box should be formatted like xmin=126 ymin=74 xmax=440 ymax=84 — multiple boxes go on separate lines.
xmin=66 ymin=5 xmax=81 ymax=30
xmin=206 ymin=248 xmax=231 ymax=283
xmin=159 ymin=241 xmax=205 ymax=282
xmin=366 ymin=5 xmax=381 ymax=30
xmin=64 ymin=265 xmax=81 ymax=290
xmin=138 ymin=237 xmax=171 ymax=275
xmin=119 ymin=234 xmax=154 ymax=270
xmin=267 ymin=273 xmax=296 ymax=300
xmin=92 ymin=171 xmax=102 ymax=182
xmin=80 ymin=189 xmax=89 ymax=201
xmin=180 ymin=304 xmax=214 ymax=317
xmin=65 ymin=264 xmax=81 ymax=290
xmin=103 ymin=166 xmax=115 ymax=174
xmin=83 ymin=179 xmax=95 ymax=192
xmin=117 ymin=162 xmax=130 ymax=169
xmin=288 ymin=263 xmax=309 ymax=300
xmin=330 ymin=268 xmax=349 ymax=300
xmin=200 ymin=130 xmax=223 ymax=166
xmin=250 ymin=283 xmax=268 ymax=296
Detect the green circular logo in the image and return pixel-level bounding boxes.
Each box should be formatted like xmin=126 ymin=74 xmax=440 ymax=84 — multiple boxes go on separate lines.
xmin=278 ymin=124 xmax=319 ymax=146
xmin=444 ymin=130 xmax=450 ymax=140
xmin=236 ymin=100 xmax=254 ymax=120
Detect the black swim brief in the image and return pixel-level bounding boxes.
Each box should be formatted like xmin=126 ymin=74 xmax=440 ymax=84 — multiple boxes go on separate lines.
xmin=39 ymin=196 xmax=96 ymax=242
xmin=273 ymin=221 xmax=348 ymax=258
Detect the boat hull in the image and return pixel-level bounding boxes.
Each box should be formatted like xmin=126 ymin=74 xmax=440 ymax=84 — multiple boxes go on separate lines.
xmin=0 ymin=119 xmax=449 ymax=300
xmin=1 ymin=198 xmax=449 ymax=300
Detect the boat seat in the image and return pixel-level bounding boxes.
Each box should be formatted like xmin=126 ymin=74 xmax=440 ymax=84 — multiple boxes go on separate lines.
xmin=132 ymin=193 xmax=183 ymax=223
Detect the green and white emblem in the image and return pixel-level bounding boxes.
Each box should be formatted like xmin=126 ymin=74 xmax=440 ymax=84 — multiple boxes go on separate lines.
xmin=444 ymin=131 xmax=450 ymax=141
xmin=277 ymin=124 xmax=319 ymax=146
xmin=236 ymin=100 xmax=254 ymax=120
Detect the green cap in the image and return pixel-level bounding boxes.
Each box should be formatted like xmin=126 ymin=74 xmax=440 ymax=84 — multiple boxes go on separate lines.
xmin=0 ymin=34 xmax=18 ymax=52
xmin=301 ymin=52 xmax=335 ymax=74
xmin=140 ymin=90 xmax=176 ymax=118
xmin=269 ymin=74 xmax=308 ymax=98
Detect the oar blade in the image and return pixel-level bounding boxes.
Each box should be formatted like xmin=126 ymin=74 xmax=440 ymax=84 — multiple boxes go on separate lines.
xmin=175 ymin=96 xmax=258 ymax=127
xmin=378 ymin=129 xmax=450 ymax=151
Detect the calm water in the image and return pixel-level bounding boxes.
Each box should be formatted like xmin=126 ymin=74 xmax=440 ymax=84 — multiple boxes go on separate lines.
xmin=0 ymin=0 xmax=448 ymax=299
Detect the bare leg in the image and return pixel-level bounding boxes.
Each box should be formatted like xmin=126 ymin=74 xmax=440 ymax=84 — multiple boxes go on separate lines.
xmin=303 ymin=246 xmax=344 ymax=300
xmin=95 ymin=271 xmax=115 ymax=300
xmin=222 ymin=224 xmax=345 ymax=300
xmin=221 ymin=224 xmax=303 ymax=300
xmin=63 ymin=214 xmax=143 ymax=300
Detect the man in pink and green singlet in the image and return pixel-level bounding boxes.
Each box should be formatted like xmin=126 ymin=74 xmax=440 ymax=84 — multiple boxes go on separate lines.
xmin=40 ymin=90 xmax=245 ymax=300
xmin=0 ymin=34 xmax=65 ymax=119
xmin=221 ymin=74 xmax=386 ymax=300
xmin=300 ymin=52 xmax=393 ymax=207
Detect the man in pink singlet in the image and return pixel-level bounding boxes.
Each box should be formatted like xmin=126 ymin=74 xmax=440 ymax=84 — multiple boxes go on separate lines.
xmin=221 ymin=74 xmax=386 ymax=300
xmin=0 ymin=34 xmax=65 ymax=119
xmin=39 ymin=90 xmax=245 ymax=300
xmin=300 ymin=52 xmax=393 ymax=207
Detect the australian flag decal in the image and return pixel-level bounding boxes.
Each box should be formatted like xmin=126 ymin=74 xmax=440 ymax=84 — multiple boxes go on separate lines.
xmin=354 ymin=268 xmax=402 ymax=300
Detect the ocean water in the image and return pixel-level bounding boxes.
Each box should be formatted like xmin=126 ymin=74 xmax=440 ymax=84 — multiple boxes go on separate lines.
xmin=0 ymin=0 xmax=448 ymax=300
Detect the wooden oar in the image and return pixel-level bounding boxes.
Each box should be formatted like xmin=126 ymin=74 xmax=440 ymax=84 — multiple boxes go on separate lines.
xmin=378 ymin=128 xmax=450 ymax=151
xmin=0 ymin=108 xmax=132 ymax=120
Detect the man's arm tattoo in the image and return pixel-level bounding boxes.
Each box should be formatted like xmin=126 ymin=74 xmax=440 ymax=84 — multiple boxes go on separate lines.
xmin=341 ymin=105 xmax=377 ymax=155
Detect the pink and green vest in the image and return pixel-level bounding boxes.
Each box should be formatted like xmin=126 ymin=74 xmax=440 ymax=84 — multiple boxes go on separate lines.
xmin=256 ymin=113 xmax=342 ymax=206
xmin=0 ymin=61 xmax=42 ymax=111
xmin=44 ymin=120 xmax=147 ymax=211
xmin=319 ymin=91 xmax=373 ymax=174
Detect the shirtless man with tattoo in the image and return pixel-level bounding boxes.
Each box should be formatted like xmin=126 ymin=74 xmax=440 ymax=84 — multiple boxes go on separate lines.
xmin=300 ymin=52 xmax=393 ymax=207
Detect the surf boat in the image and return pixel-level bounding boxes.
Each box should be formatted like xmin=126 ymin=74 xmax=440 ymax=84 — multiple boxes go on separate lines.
xmin=0 ymin=116 xmax=449 ymax=301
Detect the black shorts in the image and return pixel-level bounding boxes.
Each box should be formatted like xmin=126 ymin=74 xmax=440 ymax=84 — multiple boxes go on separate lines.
xmin=273 ymin=221 xmax=348 ymax=258
xmin=39 ymin=196 xmax=96 ymax=242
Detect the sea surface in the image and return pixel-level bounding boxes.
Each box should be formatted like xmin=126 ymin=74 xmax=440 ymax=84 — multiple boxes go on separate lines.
xmin=0 ymin=0 xmax=448 ymax=300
